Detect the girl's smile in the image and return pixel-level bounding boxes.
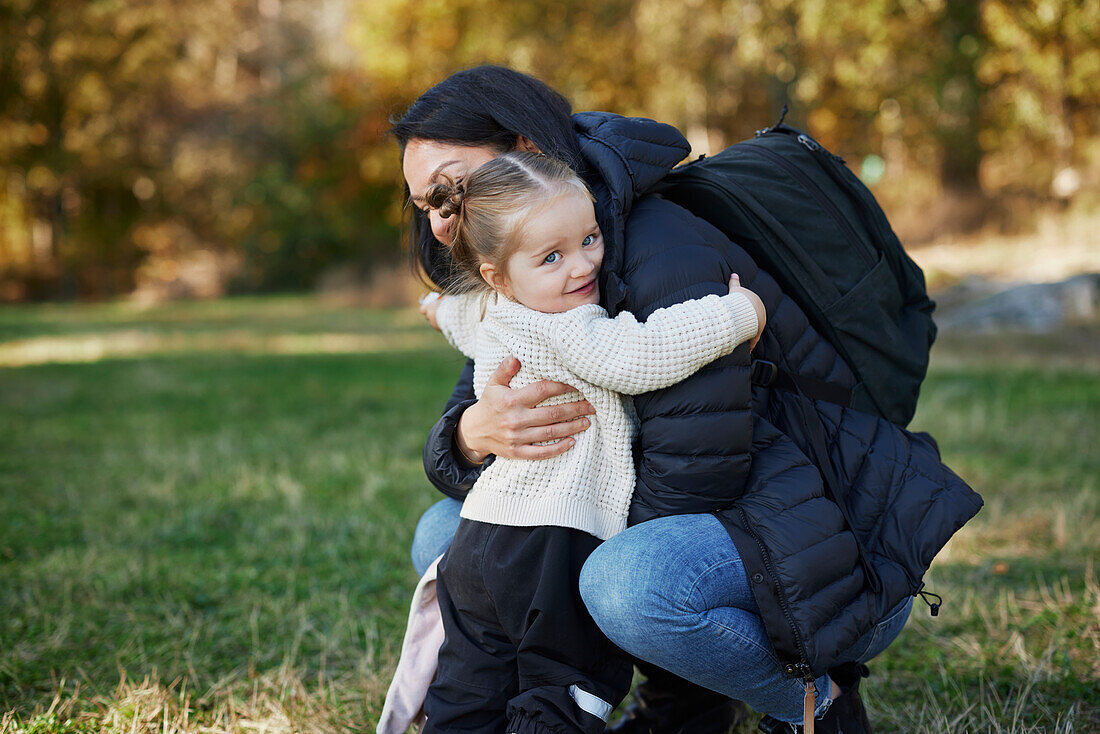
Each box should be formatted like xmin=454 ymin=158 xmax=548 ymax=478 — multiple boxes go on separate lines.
xmin=566 ymin=279 xmax=597 ymax=296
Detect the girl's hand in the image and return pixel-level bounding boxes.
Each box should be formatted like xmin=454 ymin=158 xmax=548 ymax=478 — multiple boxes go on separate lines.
xmin=455 ymin=357 xmax=595 ymax=462
xmin=419 ymin=292 xmax=444 ymax=331
xmin=729 ymin=273 xmax=766 ymax=350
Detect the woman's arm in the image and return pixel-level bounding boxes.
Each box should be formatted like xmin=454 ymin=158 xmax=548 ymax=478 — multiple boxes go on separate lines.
xmin=423 ymin=359 xmax=481 ymax=500
xmin=454 ymin=357 xmax=596 ymax=463
xmin=614 ymin=196 xmax=762 ymax=524
xmin=423 ymin=358 xmax=597 ymax=498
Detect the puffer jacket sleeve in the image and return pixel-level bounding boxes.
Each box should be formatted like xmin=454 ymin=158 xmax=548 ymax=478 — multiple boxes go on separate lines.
xmin=619 ymin=196 xmax=758 ymax=523
xmin=422 ymin=359 xmax=487 ymax=500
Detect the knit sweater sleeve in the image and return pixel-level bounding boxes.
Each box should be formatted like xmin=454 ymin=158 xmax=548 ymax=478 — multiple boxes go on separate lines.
xmin=550 ymin=293 xmax=759 ymax=395
xmin=434 ymin=293 xmax=484 ymax=360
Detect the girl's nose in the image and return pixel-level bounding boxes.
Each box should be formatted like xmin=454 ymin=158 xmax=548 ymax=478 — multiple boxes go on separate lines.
xmin=573 ymin=253 xmax=599 ymax=278
xmin=429 ymin=209 xmax=454 ymax=246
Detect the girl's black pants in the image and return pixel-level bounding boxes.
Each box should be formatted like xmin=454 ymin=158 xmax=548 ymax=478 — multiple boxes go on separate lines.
xmin=422 ymin=519 xmax=633 ymax=733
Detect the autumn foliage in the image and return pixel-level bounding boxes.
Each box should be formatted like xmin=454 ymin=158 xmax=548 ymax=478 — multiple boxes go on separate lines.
xmin=0 ymin=0 xmax=1097 ymax=300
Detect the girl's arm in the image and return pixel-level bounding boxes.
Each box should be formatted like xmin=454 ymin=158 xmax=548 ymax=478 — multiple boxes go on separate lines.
xmin=552 ymin=282 xmax=760 ymax=396
xmin=433 ymin=293 xmax=484 ymax=360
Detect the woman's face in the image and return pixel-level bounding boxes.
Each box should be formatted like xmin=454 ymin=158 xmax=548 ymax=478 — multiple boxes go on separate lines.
xmin=403 ymin=139 xmax=502 ymax=246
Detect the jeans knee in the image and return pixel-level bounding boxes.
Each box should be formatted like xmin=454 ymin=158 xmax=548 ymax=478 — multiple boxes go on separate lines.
xmin=578 ymin=543 xmax=647 ymax=646
xmin=410 ymin=498 xmax=462 ymax=575
xmin=577 ymin=555 xmax=603 ymax=620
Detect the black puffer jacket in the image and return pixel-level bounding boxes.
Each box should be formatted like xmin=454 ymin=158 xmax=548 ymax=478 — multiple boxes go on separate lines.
xmin=422 ymin=113 xmax=982 ymax=680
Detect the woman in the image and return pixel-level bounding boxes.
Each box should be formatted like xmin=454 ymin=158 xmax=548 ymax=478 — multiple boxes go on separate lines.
xmin=394 ymin=65 xmax=981 ymax=733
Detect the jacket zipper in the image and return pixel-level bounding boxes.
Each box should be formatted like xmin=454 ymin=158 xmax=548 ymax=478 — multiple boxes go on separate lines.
xmin=738 ymin=142 xmax=878 ymax=269
xmin=735 ymin=506 xmax=814 ymax=683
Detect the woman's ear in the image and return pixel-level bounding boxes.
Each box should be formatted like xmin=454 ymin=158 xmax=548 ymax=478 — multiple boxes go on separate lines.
xmin=479 ymin=262 xmax=511 ymax=298
xmin=515 ymin=135 xmax=541 ymax=154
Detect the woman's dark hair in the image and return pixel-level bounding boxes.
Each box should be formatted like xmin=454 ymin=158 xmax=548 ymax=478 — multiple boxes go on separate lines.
xmin=390 ymin=66 xmax=584 ymax=285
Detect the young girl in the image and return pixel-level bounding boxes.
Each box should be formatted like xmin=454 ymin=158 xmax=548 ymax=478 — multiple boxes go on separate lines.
xmin=415 ymin=152 xmax=764 ymax=734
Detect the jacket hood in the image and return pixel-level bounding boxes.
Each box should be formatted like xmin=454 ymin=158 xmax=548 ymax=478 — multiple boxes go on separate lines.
xmin=573 ymin=112 xmax=690 ymax=313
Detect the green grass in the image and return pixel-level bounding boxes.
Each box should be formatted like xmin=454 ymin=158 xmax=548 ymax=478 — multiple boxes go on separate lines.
xmin=858 ymin=352 xmax=1100 ymax=733
xmin=1 ymin=297 xmax=1097 ymax=733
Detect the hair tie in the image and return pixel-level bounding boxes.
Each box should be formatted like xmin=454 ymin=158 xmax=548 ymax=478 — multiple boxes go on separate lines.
xmin=440 ymin=181 xmax=465 ymax=219
xmin=423 ymin=177 xmax=466 ymax=218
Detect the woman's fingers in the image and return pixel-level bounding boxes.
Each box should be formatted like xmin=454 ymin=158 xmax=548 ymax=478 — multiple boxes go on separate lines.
xmin=511 ymin=437 xmax=577 ymax=461
xmin=514 ymin=415 xmax=592 ymax=446
xmin=513 ymin=378 xmax=586 ymax=408
xmin=524 ymin=399 xmax=594 ymax=426
xmin=462 ymin=360 xmax=592 ymax=461
xmin=486 ymin=356 xmax=522 ymax=387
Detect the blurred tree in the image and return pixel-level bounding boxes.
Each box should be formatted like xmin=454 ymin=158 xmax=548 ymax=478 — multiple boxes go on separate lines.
xmin=0 ymin=0 xmax=394 ymax=299
xmin=230 ymin=70 xmax=397 ymax=292
xmin=936 ymin=0 xmax=986 ymax=190
xmin=1 ymin=0 xmax=1097 ymax=300
xmin=0 ymin=0 xmax=255 ymax=298
xmin=980 ymin=0 xmax=1100 ymax=200
xmin=226 ymin=3 xmax=395 ymax=292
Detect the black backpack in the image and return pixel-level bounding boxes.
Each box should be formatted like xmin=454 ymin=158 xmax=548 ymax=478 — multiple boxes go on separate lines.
xmin=652 ymin=120 xmax=936 ymax=427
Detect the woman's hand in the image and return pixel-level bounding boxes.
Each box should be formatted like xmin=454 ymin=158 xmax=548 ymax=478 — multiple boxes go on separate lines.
xmin=729 ymin=273 xmax=766 ymax=350
xmin=455 ymin=356 xmax=595 ymax=462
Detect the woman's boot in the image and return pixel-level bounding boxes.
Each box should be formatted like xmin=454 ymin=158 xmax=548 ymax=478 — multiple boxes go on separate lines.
xmin=607 ymin=663 xmax=749 ymax=733
xmin=756 ymin=663 xmax=873 ymax=734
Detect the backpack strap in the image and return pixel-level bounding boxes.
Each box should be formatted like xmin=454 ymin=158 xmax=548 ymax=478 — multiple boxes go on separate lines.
xmin=794 ymin=388 xmax=884 ymax=594
xmin=712 ymin=175 xmax=840 ymax=294
xmin=752 ymin=359 xmax=882 ymax=594
xmin=750 ymin=360 xmax=852 ymax=408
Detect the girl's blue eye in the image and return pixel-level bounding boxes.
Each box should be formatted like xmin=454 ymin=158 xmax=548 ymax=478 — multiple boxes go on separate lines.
xmin=543 ymin=251 xmax=561 ymax=264
xmin=582 ymin=234 xmax=596 ymax=247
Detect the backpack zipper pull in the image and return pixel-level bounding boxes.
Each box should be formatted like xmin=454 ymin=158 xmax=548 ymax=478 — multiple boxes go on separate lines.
xmin=797 ymin=133 xmax=846 ymax=164
xmin=796 ymin=134 xmax=821 ymax=152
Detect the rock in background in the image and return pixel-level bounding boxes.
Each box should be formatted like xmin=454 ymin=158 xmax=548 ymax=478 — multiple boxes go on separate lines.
xmin=936 ymin=273 xmax=1100 ymax=333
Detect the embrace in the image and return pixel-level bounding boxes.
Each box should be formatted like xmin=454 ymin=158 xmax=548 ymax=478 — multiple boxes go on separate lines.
xmin=383 ymin=66 xmax=982 ymax=734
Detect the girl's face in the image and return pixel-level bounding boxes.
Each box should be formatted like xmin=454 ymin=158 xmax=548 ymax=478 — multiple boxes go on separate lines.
xmin=480 ymin=191 xmax=603 ymax=314
xmin=403 ymin=139 xmax=501 ymax=245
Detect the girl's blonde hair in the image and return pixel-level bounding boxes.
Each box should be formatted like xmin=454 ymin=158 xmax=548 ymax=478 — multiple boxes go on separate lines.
xmin=423 ymin=152 xmax=593 ymax=295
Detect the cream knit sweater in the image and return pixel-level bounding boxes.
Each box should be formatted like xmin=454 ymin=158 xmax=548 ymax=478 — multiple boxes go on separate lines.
xmin=434 ymin=290 xmax=759 ymax=541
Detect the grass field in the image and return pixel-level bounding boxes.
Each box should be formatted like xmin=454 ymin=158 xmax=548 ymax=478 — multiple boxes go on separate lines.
xmin=1 ymin=297 xmax=1097 ymax=733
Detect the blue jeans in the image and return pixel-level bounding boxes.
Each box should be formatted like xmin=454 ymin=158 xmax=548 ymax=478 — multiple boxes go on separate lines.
xmin=411 ymin=497 xmax=465 ymax=576
xmin=409 ymin=499 xmax=912 ymax=723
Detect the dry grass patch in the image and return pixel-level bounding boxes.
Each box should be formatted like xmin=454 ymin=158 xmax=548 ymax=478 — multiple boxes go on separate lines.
xmin=0 ymin=665 xmax=394 ymax=734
